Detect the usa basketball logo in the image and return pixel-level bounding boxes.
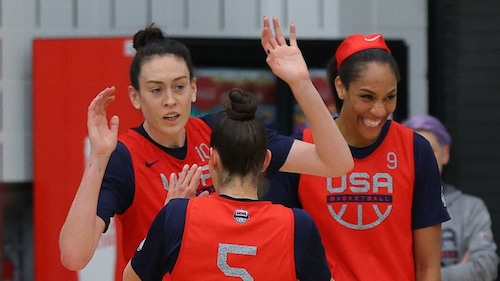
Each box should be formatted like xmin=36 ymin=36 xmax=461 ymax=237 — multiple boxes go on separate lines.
xmin=326 ymin=172 xmax=394 ymax=230
xmin=233 ymin=209 xmax=250 ymax=224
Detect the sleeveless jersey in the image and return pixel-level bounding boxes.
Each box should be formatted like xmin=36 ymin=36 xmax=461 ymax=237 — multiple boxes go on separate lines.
xmin=171 ymin=196 xmax=297 ymax=281
xmin=117 ymin=118 xmax=212 ymax=272
xmin=299 ymin=122 xmax=416 ymax=280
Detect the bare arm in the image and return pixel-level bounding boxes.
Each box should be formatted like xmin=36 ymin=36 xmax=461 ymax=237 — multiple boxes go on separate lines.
xmin=123 ymin=261 xmax=141 ymax=281
xmin=261 ymin=17 xmax=353 ymax=177
xmin=59 ymin=87 xmax=119 ymax=270
xmin=414 ymin=224 xmax=442 ymax=281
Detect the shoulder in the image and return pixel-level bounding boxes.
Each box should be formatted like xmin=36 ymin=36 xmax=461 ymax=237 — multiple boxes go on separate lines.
xmin=412 ymin=131 xmax=431 ymax=149
xmin=291 ymin=208 xmax=314 ymax=228
xmin=186 ymin=116 xmax=212 ymax=129
xmin=457 ymin=192 xmax=488 ymax=209
xmin=165 ymin=198 xmax=190 ymax=212
xmin=198 ymin=113 xmax=220 ymax=128
xmin=108 ymin=141 xmax=133 ymax=169
xmin=156 ymin=199 xmax=190 ymax=228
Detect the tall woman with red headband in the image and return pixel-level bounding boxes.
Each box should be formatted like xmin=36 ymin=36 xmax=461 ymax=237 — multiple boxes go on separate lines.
xmin=264 ymin=33 xmax=450 ymax=280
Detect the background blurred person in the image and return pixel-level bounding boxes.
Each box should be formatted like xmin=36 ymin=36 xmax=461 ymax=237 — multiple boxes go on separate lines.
xmin=403 ymin=114 xmax=499 ymax=281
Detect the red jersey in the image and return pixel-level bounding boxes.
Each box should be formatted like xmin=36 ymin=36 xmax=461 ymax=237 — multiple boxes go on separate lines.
xmin=171 ymin=196 xmax=297 ymax=280
xmin=298 ymin=122 xmax=416 ymax=280
xmin=116 ymin=118 xmax=212 ymax=280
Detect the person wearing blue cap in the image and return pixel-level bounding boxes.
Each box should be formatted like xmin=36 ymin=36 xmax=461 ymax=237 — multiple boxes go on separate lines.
xmin=403 ymin=114 xmax=499 ymax=281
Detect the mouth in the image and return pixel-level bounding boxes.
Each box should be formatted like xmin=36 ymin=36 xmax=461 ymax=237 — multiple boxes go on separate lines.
xmin=163 ymin=113 xmax=180 ymax=120
xmin=363 ymin=118 xmax=382 ymax=127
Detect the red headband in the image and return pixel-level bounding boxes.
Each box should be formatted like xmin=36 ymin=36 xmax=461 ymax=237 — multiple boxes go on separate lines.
xmin=335 ymin=33 xmax=391 ymax=70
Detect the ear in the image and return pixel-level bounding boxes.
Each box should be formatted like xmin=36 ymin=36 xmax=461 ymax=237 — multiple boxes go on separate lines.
xmin=190 ymin=77 xmax=197 ymax=103
xmin=128 ymin=86 xmax=141 ymax=110
xmin=334 ymin=76 xmax=346 ymax=100
xmin=260 ymin=149 xmax=272 ymax=173
xmin=442 ymin=145 xmax=450 ymax=166
xmin=209 ymin=147 xmax=219 ymax=170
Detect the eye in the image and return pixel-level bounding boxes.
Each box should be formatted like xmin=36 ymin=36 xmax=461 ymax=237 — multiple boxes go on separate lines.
xmin=385 ymin=94 xmax=397 ymax=101
xmin=151 ymin=87 xmax=162 ymax=94
xmin=174 ymin=84 xmax=186 ymax=91
xmin=360 ymin=94 xmax=374 ymax=101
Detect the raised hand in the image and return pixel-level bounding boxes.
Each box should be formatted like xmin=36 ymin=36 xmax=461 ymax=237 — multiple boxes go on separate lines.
xmin=164 ymin=164 xmax=204 ymax=205
xmin=87 ymin=87 xmax=120 ymax=158
xmin=261 ymin=16 xmax=309 ymax=87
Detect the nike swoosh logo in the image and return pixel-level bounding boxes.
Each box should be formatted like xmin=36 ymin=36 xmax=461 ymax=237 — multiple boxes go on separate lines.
xmin=145 ymin=160 xmax=159 ymax=168
xmin=364 ymin=35 xmax=382 ymax=42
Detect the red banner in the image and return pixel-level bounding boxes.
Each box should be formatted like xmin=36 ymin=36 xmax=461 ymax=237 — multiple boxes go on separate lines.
xmin=33 ymin=37 xmax=141 ymax=281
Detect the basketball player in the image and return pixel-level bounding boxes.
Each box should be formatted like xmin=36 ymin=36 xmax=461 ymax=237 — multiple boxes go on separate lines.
xmin=264 ymin=33 xmax=450 ymax=280
xmin=59 ymin=17 xmax=352 ymax=280
xmin=123 ymin=89 xmax=335 ymax=281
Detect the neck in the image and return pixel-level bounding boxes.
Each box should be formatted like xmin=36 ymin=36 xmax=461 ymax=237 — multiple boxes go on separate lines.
xmin=217 ymin=178 xmax=259 ymax=200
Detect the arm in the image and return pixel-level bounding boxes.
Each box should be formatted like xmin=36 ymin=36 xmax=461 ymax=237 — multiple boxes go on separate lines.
xmin=125 ymin=168 xmax=197 ymax=280
xmin=261 ymin=17 xmax=353 ymax=177
xmin=123 ymin=261 xmax=141 ymax=281
xmin=441 ymin=198 xmax=499 ymax=281
xmin=59 ymin=87 xmax=119 ymax=270
xmin=293 ymin=209 xmax=332 ymax=281
xmin=414 ymin=224 xmax=442 ymax=281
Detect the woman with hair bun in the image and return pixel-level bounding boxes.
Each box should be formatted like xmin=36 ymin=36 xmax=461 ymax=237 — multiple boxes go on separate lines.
xmin=59 ymin=17 xmax=351 ymax=280
xmin=123 ymin=88 xmax=334 ymax=281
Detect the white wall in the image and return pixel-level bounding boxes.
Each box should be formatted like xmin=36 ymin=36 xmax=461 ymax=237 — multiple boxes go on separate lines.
xmin=0 ymin=0 xmax=427 ymax=182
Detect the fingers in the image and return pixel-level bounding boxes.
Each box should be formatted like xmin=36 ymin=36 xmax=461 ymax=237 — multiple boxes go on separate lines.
xmin=289 ymin=23 xmax=297 ymax=47
xmin=178 ymin=164 xmax=200 ymax=187
xmin=170 ymin=164 xmax=201 ymax=193
xmin=165 ymin=164 xmax=202 ymax=204
xmin=261 ymin=16 xmax=294 ymax=53
xmin=108 ymin=115 xmax=120 ymax=136
xmin=261 ymin=17 xmax=274 ymax=53
xmin=198 ymin=191 xmax=209 ymax=198
xmin=89 ymin=86 xmax=116 ymax=113
xmin=272 ymin=17 xmax=287 ymax=46
xmin=188 ymin=165 xmax=203 ymax=190
xmin=176 ymin=164 xmax=190 ymax=184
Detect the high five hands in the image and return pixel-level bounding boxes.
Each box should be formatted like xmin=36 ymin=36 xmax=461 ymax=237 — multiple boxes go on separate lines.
xmin=261 ymin=16 xmax=310 ymax=88
xmin=164 ymin=164 xmax=209 ymax=205
xmin=87 ymin=87 xmax=119 ymax=159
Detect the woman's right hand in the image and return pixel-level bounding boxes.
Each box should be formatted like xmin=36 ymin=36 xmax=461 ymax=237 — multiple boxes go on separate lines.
xmin=164 ymin=164 xmax=205 ymax=205
xmin=87 ymin=86 xmax=120 ymax=158
xmin=261 ymin=16 xmax=310 ymax=89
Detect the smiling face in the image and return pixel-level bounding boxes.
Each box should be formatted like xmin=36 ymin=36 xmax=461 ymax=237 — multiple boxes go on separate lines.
xmin=129 ymin=54 xmax=197 ymax=148
xmin=335 ymin=62 xmax=398 ymax=147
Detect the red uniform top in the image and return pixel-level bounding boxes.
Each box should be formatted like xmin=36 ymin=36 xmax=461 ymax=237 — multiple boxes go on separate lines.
xmin=299 ymin=122 xmax=416 ymax=280
xmin=117 ymin=118 xmax=212 ymax=280
xmin=171 ymin=196 xmax=297 ymax=281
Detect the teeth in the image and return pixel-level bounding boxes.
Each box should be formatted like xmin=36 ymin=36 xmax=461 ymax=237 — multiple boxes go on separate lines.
xmin=165 ymin=114 xmax=178 ymax=118
xmin=364 ymin=119 xmax=381 ymax=127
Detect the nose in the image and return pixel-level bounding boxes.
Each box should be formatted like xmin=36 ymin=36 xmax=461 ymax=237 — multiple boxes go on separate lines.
xmin=163 ymin=90 xmax=176 ymax=106
xmin=370 ymin=100 xmax=387 ymax=117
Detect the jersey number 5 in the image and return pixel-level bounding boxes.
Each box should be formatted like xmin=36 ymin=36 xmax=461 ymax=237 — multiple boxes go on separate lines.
xmin=217 ymin=243 xmax=257 ymax=281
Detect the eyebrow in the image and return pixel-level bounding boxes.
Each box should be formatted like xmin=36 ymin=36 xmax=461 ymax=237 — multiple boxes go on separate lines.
xmin=359 ymin=88 xmax=397 ymax=95
xmin=146 ymin=75 xmax=189 ymax=85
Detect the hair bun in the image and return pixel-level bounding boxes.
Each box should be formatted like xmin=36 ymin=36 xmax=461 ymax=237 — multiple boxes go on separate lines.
xmin=226 ymin=89 xmax=257 ymax=121
xmin=132 ymin=23 xmax=166 ymax=51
